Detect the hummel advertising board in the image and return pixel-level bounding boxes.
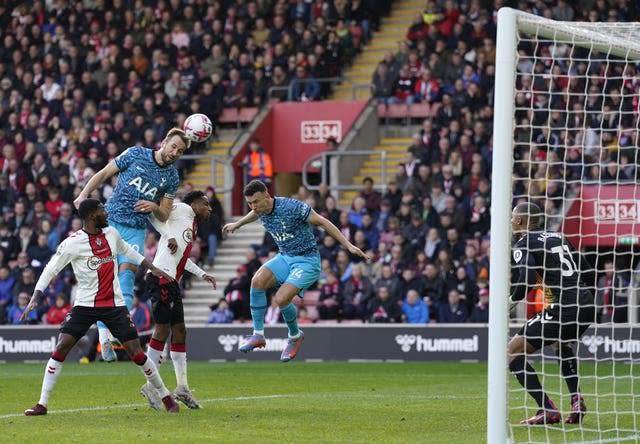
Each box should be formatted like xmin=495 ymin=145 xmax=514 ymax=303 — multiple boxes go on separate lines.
xmin=1 ymin=325 xmax=638 ymax=362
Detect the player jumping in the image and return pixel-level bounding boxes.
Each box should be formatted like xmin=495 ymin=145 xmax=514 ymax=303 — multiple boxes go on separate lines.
xmin=141 ymin=190 xmax=217 ymax=410
xmin=222 ymin=180 xmax=370 ymax=362
xmin=73 ymin=128 xmax=190 ymax=362
xmin=508 ymin=202 xmax=595 ymax=425
xmin=22 ymin=199 xmax=180 ymax=415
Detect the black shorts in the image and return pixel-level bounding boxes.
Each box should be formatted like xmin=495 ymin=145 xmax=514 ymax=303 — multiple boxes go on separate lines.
xmin=146 ymin=274 xmax=184 ymax=325
xmin=517 ymin=305 xmax=595 ymax=350
xmin=60 ymin=306 xmax=139 ymax=343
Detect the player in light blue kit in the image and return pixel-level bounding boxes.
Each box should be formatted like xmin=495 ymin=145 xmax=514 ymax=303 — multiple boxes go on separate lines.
xmin=223 ymin=180 xmax=370 ymax=362
xmin=74 ymin=128 xmax=190 ymax=362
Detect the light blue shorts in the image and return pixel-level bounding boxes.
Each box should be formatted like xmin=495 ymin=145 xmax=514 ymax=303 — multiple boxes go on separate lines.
xmin=109 ymin=219 xmax=145 ymax=266
xmin=264 ymin=253 xmax=321 ymax=296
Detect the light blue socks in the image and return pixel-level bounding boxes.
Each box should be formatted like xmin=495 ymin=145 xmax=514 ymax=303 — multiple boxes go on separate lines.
xmin=250 ymin=288 xmax=267 ymax=334
xmin=280 ymin=303 xmax=299 ymax=338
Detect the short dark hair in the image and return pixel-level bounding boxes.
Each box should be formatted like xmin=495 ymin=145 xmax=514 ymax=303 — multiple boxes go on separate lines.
xmin=183 ymin=190 xmax=206 ymax=205
xmin=78 ymin=198 xmax=101 ymax=219
xmin=244 ymin=179 xmax=268 ymax=196
xmin=514 ymin=202 xmax=542 ymax=228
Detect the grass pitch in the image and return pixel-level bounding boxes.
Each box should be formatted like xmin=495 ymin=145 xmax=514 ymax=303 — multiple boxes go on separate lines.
xmin=1 ymin=361 xmax=638 ymax=443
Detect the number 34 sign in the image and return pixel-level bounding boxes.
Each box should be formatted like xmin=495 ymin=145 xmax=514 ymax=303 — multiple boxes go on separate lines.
xmin=300 ymin=120 xmax=342 ymax=144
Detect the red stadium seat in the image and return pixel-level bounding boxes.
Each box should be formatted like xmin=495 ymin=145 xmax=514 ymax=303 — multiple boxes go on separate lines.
xmin=303 ymin=290 xmax=321 ymax=307
xmin=238 ymin=107 xmax=259 ymax=123
xmin=218 ymin=108 xmax=239 ymax=124
xmin=429 ymin=102 xmax=442 ymax=116
xmin=408 ymin=103 xmax=431 ymax=119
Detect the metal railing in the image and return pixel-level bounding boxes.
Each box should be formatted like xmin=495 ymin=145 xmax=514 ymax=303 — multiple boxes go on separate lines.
xmin=301 ymin=150 xmax=389 ymax=193
xmin=267 ymin=78 xmax=343 ymax=102
xmin=181 ymin=154 xmax=235 ymax=194
xmin=352 ymin=83 xmax=376 ymax=100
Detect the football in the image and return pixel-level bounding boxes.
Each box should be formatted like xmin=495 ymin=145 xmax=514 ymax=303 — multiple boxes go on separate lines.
xmin=183 ymin=113 xmax=213 ymax=143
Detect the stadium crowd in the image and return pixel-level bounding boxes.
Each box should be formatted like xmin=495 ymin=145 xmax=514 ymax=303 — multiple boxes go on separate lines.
xmin=1 ymin=0 xmax=637 ymax=326
xmin=0 ymin=0 xmax=386 ymax=325
xmin=213 ymin=0 xmax=640 ymax=325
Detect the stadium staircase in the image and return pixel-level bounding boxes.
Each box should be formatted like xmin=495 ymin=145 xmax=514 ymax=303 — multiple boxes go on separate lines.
xmin=338 ymin=136 xmax=411 ymax=207
xmin=332 ymin=0 xmax=423 ymax=100
xmin=182 ymin=133 xmax=233 ymax=191
xmin=184 ymin=218 xmax=265 ymax=325
xmin=180 ymin=130 xmax=264 ymax=325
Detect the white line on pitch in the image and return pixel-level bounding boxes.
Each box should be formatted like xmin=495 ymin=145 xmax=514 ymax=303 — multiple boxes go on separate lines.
xmin=567 ymin=435 xmax=640 ymax=444
xmin=0 ymin=394 xmax=288 ymax=419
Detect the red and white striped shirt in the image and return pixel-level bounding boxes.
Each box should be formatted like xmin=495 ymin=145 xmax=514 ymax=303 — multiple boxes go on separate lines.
xmin=150 ymin=202 xmax=206 ymax=283
xmin=35 ymin=227 xmax=145 ymax=308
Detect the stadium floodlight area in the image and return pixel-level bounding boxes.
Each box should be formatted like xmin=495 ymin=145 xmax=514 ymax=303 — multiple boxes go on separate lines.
xmin=489 ymin=7 xmax=640 ymax=444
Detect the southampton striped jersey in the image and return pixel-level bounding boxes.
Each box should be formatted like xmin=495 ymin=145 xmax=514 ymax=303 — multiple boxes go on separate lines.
xmin=149 ymin=202 xmax=206 ymax=283
xmin=35 ymin=227 xmax=145 ymax=307
xmin=106 ymin=146 xmax=180 ymax=229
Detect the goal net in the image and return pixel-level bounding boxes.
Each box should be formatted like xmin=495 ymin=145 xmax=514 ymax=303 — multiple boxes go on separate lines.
xmin=488 ymin=8 xmax=640 ymax=444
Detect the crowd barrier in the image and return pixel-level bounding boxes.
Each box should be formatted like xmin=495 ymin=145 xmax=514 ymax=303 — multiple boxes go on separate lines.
xmin=1 ymin=324 xmax=638 ymax=363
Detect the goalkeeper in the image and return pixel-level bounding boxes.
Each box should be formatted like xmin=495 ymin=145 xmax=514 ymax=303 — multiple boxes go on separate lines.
xmin=507 ymin=202 xmax=595 ymax=425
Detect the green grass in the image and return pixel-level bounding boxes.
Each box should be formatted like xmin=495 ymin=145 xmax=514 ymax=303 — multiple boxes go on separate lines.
xmin=1 ymin=361 xmax=638 ymax=443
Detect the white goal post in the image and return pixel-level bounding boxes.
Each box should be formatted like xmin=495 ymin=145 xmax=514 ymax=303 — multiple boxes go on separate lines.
xmin=488 ymin=7 xmax=640 ymax=444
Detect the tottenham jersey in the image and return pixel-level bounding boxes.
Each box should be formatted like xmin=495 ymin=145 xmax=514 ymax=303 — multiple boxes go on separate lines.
xmin=35 ymin=227 xmax=145 ymax=308
xmin=260 ymin=197 xmax=317 ymax=256
xmin=511 ymin=230 xmax=594 ymax=309
xmin=149 ymin=202 xmax=206 ymax=282
xmin=106 ymin=146 xmax=180 ymax=229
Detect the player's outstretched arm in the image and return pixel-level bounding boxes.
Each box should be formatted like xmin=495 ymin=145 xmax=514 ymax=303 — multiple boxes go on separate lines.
xmin=22 ymin=241 xmax=74 ymax=320
xmin=73 ymin=161 xmax=120 ymax=209
xmin=135 ymin=195 xmax=174 ymax=222
xmin=307 ymin=210 xmax=372 ymax=261
xmin=186 ymin=259 xmax=217 ymax=289
xmin=222 ymin=210 xmax=259 ymax=234
xmin=20 ymin=290 xmax=43 ymax=321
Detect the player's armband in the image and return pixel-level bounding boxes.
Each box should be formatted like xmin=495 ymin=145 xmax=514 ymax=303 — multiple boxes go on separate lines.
xmin=163 ymin=193 xmax=175 ymax=199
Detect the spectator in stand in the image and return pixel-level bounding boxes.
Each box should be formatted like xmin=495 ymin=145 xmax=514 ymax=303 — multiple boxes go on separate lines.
xmin=207 ymin=299 xmax=234 ymax=324
xmin=389 ymin=64 xmax=416 ymax=105
xmin=224 ymin=264 xmax=251 ymax=321
xmin=290 ymin=65 xmax=321 ymax=102
xmin=438 ymin=289 xmax=469 ymax=323
xmin=27 ymin=233 xmax=54 ymax=273
xmin=317 ymin=268 xmax=341 ymax=320
xmin=596 ymin=259 xmax=630 ymax=323
xmin=407 ymin=13 xmax=430 ymax=47
xmin=347 ymin=196 xmax=367 ymax=229
xmin=130 ymin=294 xmax=152 ymax=334
xmin=469 ymin=286 xmax=489 ymax=323
xmin=360 ymin=213 xmax=380 ymax=252
xmin=198 ymin=186 xmax=224 ymax=268
xmin=44 ymin=293 xmax=71 ymax=325
xmin=342 ymin=263 xmax=374 ymax=320
xmin=367 ymin=285 xmax=401 ymax=323
xmin=243 ymin=138 xmax=273 ymax=185
xmin=7 ymin=291 xmax=38 ymax=324
xmin=359 ymin=177 xmax=382 ymax=216
xmin=402 ymin=289 xmax=430 ymax=324
xmin=449 ymin=265 xmax=479 ymax=314
xmin=382 ymin=180 xmax=403 ymax=214
xmin=372 ymin=63 xmax=396 ymax=105
xmin=0 ymin=266 xmax=15 ymax=323
xmin=467 ymin=195 xmax=490 ymax=239
xmin=297 ymin=307 xmax=314 ymax=325
xmin=13 ymin=266 xmax=37 ymax=304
